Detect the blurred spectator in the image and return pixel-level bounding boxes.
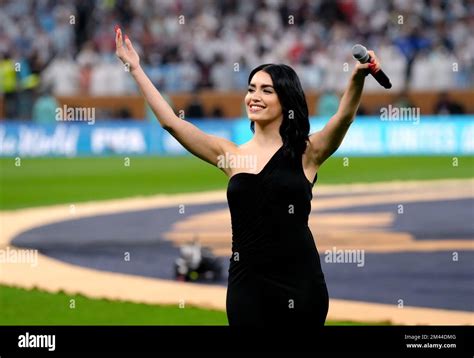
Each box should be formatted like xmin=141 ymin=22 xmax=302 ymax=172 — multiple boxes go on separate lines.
xmin=50 ymin=5 xmax=76 ymax=54
xmin=76 ymin=41 xmax=98 ymax=94
xmin=210 ymin=106 xmax=224 ymax=118
xmin=79 ymin=62 xmax=93 ymax=95
xmin=0 ymin=52 xmax=18 ymax=119
xmin=41 ymin=53 xmax=80 ymax=96
xmin=32 ymin=86 xmax=59 ymax=124
xmin=17 ymin=55 xmax=40 ymax=119
xmin=116 ymin=107 xmax=132 ymax=119
xmin=186 ymin=95 xmax=206 ymax=119
xmin=233 ymin=56 xmax=251 ymax=90
xmin=210 ymin=54 xmax=233 ymax=91
xmin=89 ymin=61 xmax=129 ymax=95
xmin=392 ymin=91 xmax=416 ymax=109
xmin=434 ymin=91 xmax=465 ymax=114
xmin=393 ymin=25 xmax=431 ymax=89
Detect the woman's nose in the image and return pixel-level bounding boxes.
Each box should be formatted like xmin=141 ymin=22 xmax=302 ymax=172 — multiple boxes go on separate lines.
xmin=250 ymin=95 xmax=262 ymax=102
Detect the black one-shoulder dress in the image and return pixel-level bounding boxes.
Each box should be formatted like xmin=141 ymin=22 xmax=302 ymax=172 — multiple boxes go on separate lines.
xmin=226 ymin=145 xmax=328 ymax=326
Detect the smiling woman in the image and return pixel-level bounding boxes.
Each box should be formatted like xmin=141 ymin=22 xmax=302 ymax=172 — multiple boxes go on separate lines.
xmin=246 ymin=64 xmax=310 ymax=163
xmin=114 ymin=24 xmax=380 ymax=326
xmin=226 ymin=64 xmax=328 ymax=326
xmin=247 ymin=74 xmax=278 ymax=115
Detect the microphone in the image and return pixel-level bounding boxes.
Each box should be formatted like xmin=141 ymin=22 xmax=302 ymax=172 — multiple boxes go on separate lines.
xmin=352 ymin=44 xmax=392 ymax=89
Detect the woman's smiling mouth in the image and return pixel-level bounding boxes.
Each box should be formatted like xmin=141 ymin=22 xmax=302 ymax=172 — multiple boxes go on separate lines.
xmin=249 ymin=104 xmax=266 ymax=113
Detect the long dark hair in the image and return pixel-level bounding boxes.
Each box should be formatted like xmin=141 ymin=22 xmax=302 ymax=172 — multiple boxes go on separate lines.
xmin=248 ymin=64 xmax=310 ymax=159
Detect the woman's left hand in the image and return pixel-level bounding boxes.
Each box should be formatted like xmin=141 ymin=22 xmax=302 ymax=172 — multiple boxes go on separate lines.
xmin=353 ymin=50 xmax=381 ymax=77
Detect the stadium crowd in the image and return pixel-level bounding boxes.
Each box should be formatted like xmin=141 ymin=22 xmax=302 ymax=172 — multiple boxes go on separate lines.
xmin=0 ymin=0 xmax=472 ymax=119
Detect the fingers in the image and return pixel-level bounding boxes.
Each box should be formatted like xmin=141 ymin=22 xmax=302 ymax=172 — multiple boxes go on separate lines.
xmin=124 ymin=35 xmax=134 ymax=52
xmin=115 ymin=25 xmax=123 ymax=49
xmin=367 ymin=50 xmax=381 ymax=72
xmin=354 ymin=49 xmax=381 ymax=76
xmin=115 ymin=25 xmax=135 ymax=54
xmin=356 ymin=62 xmax=371 ymax=77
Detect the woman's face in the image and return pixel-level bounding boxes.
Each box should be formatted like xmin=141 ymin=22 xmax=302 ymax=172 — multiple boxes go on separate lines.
xmin=245 ymin=70 xmax=282 ymax=124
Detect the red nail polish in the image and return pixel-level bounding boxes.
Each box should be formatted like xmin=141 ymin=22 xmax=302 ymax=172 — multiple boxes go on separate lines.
xmin=125 ymin=35 xmax=129 ymax=41
xmin=114 ymin=24 xmax=119 ymax=33
xmin=368 ymin=63 xmax=377 ymax=73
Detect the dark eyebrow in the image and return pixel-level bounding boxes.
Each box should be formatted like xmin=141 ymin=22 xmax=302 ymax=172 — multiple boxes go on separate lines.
xmin=248 ymin=83 xmax=274 ymax=89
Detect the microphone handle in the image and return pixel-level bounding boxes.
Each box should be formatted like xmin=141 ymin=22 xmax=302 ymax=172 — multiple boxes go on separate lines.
xmin=363 ymin=53 xmax=392 ymax=89
xmin=371 ymin=68 xmax=392 ymax=89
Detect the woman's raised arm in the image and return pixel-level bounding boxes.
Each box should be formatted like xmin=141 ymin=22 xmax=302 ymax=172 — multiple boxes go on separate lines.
xmin=309 ymin=50 xmax=381 ymax=167
xmin=114 ymin=26 xmax=236 ymax=171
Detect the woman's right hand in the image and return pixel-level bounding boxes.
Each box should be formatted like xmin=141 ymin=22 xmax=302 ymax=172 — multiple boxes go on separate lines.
xmin=115 ymin=25 xmax=140 ymax=72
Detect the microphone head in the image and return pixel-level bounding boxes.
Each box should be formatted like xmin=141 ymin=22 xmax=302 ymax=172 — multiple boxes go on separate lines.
xmin=352 ymin=44 xmax=370 ymax=63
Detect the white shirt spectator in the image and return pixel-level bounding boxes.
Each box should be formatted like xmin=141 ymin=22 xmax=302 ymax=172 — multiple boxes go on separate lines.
xmin=90 ymin=62 xmax=130 ymax=95
xmin=41 ymin=57 xmax=79 ymax=96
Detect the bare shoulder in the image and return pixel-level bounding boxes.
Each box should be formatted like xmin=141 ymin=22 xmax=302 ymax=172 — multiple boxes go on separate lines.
xmin=214 ymin=139 xmax=245 ymax=176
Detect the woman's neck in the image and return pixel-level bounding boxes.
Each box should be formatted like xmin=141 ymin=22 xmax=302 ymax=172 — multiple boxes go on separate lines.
xmin=252 ymin=119 xmax=283 ymax=147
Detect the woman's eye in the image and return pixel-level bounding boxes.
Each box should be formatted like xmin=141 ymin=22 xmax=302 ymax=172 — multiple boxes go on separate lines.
xmin=248 ymin=88 xmax=255 ymax=93
xmin=264 ymin=90 xmax=272 ymax=94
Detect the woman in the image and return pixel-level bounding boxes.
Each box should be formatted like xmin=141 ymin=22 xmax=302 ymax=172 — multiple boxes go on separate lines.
xmin=115 ymin=26 xmax=380 ymax=326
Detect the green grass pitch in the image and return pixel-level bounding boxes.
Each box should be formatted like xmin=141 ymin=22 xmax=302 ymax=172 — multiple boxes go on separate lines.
xmin=1 ymin=155 xmax=472 ymax=210
xmin=0 ymin=285 xmax=388 ymax=325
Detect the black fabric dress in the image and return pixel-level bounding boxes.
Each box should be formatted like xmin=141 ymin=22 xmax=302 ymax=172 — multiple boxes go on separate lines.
xmin=226 ymin=145 xmax=328 ymax=326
